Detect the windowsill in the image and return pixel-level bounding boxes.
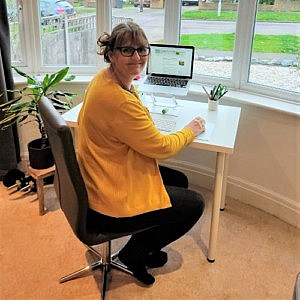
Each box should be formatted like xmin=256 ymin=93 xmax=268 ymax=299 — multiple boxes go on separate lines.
xmin=13 ymin=74 xmax=95 ymax=85
xmin=13 ymin=76 xmax=300 ymax=117
xmin=189 ymin=83 xmax=300 ymax=117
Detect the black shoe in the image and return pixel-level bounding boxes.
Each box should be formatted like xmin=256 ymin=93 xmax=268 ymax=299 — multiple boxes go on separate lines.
xmin=145 ymin=251 xmax=168 ymax=268
xmin=118 ymin=250 xmax=155 ymax=285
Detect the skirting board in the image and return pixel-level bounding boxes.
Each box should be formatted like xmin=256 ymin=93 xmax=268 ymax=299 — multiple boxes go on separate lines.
xmin=161 ymin=159 xmax=300 ymax=229
xmin=21 ymin=151 xmax=300 ymax=229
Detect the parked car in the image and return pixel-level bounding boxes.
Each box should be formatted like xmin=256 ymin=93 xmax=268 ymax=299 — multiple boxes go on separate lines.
xmin=133 ymin=0 xmax=151 ymax=8
xmin=40 ymin=0 xmax=75 ymax=17
xmin=182 ymin=0 xmax=198 ymax=6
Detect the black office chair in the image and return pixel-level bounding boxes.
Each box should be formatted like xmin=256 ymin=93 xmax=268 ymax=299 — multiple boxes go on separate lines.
xmin=38 ymin=96 xmax=144 ymax=299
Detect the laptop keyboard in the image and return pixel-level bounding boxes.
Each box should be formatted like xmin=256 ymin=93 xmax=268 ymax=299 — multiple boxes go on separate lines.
xmin=151 ymin=114 xmax=177 ymax=132
xmin=145 ymin=76 xmax=189 ymax=88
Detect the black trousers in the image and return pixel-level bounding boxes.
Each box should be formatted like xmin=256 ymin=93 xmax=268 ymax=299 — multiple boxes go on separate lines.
xmin=159 ymin=165 xmax=189 ymax=188
xmin=87 ymin=166 xmax=204 ymax=260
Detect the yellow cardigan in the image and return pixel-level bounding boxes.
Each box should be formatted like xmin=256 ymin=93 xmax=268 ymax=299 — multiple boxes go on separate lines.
xmin=77 ymin=69 xmax=195 ymax=217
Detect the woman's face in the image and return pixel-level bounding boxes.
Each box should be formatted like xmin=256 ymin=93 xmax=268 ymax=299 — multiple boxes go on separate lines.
xmin=109 ymin=37 xmax=149 ymax=78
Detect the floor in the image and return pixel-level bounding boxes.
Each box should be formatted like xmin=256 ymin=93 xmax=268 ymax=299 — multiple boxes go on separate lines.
xmin=0 ymin=182 xmax=299 ymax=300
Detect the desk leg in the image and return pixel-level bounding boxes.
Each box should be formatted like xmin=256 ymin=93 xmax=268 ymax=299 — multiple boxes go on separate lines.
xmin=207 ymin=152 xmax=226 ymax=263
xmin=220 ymin=154 xmax=230 ymax=211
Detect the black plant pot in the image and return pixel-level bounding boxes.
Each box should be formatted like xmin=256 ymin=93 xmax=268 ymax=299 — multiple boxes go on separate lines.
xmin=28 ymin=138 xmax=54 ymax=169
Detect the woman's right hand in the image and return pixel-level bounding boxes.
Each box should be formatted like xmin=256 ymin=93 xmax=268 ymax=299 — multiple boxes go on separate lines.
xmin=185 ymin=117 xmax=206 ymax=137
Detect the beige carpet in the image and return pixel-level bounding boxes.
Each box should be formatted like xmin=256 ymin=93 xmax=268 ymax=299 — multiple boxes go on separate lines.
xmin=0 ymin=182 xmax=299 ymax=300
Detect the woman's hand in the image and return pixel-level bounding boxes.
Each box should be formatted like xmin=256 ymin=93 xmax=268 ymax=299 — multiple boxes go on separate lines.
xmin=185 ymin=117 xmax=206 ymax=137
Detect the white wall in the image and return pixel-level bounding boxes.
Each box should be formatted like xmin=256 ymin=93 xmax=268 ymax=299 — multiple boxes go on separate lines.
xmin=16 ymin=81 xmax=300 ymax=229
xmin=165 ymin=93 xmax=300 ymax=229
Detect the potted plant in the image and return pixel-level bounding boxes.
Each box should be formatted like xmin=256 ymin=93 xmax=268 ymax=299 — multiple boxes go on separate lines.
xmin=0 ymin=66 xmax=76 ymax=169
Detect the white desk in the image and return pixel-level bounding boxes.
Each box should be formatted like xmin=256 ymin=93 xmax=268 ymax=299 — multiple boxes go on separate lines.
xmin=62 ymin=98 xmax=241 ymax=262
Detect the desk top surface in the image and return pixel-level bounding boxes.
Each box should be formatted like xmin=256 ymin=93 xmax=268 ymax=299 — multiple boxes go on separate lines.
xmin=62 ymin=98 xmax=241 ymax=154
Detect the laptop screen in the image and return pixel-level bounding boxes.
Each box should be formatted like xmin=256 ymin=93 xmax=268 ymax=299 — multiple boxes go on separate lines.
xmin=147 ymin=44 xmax=195 ymax=79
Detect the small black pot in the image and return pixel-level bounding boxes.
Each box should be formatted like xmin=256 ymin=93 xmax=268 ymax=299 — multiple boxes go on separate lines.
xmin=28 ymin=138 xmax=54 ymax=169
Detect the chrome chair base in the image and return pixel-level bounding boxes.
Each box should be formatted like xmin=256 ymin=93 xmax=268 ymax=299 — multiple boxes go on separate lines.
xmin=59 ymin=241 xmax=133 ymax=300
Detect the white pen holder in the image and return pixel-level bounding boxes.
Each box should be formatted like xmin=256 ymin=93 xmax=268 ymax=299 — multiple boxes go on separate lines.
xmin=208 ymin=99 xmax=219 ymax=111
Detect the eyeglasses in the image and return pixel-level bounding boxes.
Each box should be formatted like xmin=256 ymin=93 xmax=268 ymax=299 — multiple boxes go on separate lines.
xmin=116 ymin=46 xmax=150 ymax=57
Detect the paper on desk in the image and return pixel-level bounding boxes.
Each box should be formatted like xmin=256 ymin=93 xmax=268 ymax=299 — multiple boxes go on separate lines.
xmin=195 ymin=122 xmax=215 ymax=141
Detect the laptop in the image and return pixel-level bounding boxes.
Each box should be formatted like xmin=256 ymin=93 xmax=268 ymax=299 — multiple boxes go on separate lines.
xmin=138 ymin=44 xmax=195 ymax=96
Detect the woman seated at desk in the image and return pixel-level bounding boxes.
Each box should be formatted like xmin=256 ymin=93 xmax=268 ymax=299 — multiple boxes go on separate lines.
xmin=77 ymin=21 xmax=206 ymax=285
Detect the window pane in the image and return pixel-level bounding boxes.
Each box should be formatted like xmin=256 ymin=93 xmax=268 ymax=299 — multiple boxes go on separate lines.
xmin=111 ymin=0 xmax=165 ymax=43
xmin=39 ymin=0 xmax=97 ymax=66
xmin=180 ymin=0 xmax=238 ymax=79
xmin=7 ymin=0 xmax=24 ymax=65
xmin=249 ymin=1 xmax=300 ymax=94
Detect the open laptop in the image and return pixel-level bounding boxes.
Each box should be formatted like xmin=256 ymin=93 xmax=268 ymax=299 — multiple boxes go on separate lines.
xmin=138 ymin=44 xmax=195 ymax=96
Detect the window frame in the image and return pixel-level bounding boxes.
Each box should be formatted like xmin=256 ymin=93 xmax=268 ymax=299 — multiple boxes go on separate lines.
xmin=12 ymin=0 xmax=300 ymax=104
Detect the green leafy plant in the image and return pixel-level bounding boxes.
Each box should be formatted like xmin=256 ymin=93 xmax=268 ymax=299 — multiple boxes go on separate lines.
xmin=0 ymin=66 xmax=76 ymax=143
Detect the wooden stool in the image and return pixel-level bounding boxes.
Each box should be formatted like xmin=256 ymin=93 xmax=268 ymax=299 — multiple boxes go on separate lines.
xmin=28 ymin=165 xmax=56 ymax=215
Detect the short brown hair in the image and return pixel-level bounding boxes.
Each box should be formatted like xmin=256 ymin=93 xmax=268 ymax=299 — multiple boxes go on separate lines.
xmin=97 ymin=22 xmax=149 ymax=63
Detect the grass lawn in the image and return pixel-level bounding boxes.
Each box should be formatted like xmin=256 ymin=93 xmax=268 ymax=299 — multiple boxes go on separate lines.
xmin=73 ymin=5 xmax=300 ymax=23
xmin=75 ymin=6 xmax=96 ymax=14
xmin=182 ymin=10 xmax=300 ymax=22
xmin=180 ymin=33 xmax=300 ymax=54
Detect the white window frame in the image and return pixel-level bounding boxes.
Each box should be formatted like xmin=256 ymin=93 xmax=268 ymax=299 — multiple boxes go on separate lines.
xmin=234 ymin=0 xmax=299 ymax=104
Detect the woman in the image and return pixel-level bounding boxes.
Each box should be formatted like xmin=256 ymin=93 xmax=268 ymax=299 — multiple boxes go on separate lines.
xmin=77 ymin=22 xmax=206 ymax=285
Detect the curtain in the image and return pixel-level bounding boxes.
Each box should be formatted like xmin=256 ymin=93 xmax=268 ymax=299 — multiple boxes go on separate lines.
xmin=0 ymin=0 xmax=20 ymax=180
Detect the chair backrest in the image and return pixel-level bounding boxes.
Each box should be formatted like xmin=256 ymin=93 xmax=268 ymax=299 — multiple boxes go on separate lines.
xmin=38 ymin=96 xmax=89 ymax=242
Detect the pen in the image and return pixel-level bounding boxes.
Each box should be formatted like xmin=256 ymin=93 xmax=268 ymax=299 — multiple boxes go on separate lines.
xmin=211 ymin=85 xmax=217 ymax=99
xmin=202 ymin=86 xmax=211 ymax=99
xmin=214 ymin=84 xmax=221 ymax=99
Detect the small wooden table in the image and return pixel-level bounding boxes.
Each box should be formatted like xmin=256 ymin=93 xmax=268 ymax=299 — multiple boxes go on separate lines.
xmin=28 ymin=165 xmax=56 ymax=215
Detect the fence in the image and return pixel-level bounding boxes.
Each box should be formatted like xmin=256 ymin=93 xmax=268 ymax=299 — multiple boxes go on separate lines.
xmin=41 ymin=14 xmax=133 ymax=65
xmin=41 ymin=14 xmax=132 ymax=30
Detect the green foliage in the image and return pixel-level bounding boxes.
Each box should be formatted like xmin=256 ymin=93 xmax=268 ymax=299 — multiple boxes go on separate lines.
xmin=258 ymin=0 xmax=274 ymax=4
xmin=182 ymin=10 xmax=236 ymax=20
xmin=123 ymin=2 xmax=134 ymax=8
xmin=180 ymin=33 xmax=235 ymax=51
xmin=0 ymin=67 xmax=76 ymax=140
xmin=180 ymin=33 xmax=300 ymax=54
xmin=253 ymin=34 xmax=300 ymax=54
xmin=73 ymin=1 xmax=82 ymax=7
xmin=74 ymin=6 xmax=96 ymax=14
xmin=256 ymin=11 xmax=300 ymax=22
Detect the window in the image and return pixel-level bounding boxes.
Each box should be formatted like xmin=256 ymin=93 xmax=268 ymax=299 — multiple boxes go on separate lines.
xmin=248 ymin=1 xmax=300 ymax=95
xmin=39 ymin=0 xmax=97 ymax=66
xmin=8 ymin=0 xmax=300 ymax=103
xmin=7 ymin=0 xmax=24 ymax=65
xmin=180 ymin=0 xmax=238 ymax=79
